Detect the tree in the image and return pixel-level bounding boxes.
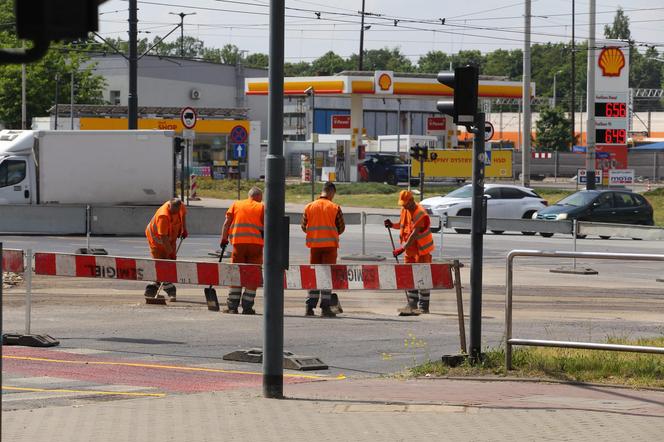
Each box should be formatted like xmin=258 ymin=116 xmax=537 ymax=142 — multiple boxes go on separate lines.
xmin=311 ymin=51 xmax=349 ymax=75
xmin=483 ymin=49 xmax=522 ymax=79
xmin=152 ymin=36 xmax=204 ymax=58
xmin=348 ymin=48 xmax=414 ymax=72
xmin=284 ymin=61 xmax=312 ymax=77
xmin=451 ymin=50 xmax=485 ymax=71
xmin=417 ymin=51 xmax=451 ymax=73
xmin=244 ymin=53 xmax=269 ymax=69
xmin=535 ymin=107 xmax=572 ymax=151
xmin=0 ymin=3 xmax=106 ymax=128
xmin=604 ymin=7 xmax=631 ymax=42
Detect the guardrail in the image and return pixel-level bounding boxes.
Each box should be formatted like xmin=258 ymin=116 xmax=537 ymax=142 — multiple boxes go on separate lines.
xmin=505 ymin=249 xmax=664 ymax=371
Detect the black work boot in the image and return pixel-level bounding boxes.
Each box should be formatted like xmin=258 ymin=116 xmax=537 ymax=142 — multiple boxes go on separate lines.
xmin=305 ymin=307 xmax=315 ymax=317
xmin=164 ymin=285 xmax=176 ymax=302
xmin=144 ymin=283 xmax=158 ymax=297
xmin=398 ymin=302 xmax=422 ymax=316
xmin=242 ymin=304 xmax=256 ymax=315
xmin=222 ymin=304 xmax=239 ymax=314
xmin=320 ymin=306 xmax=337 ymax=318
xmin=419 ymin=303 xmax=430 ymax=314
xmin=330 ymin=293 xmax=343 ymax=314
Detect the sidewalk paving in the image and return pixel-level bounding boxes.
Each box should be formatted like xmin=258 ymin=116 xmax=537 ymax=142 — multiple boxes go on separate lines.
xmin=3 ymin=376 xmax=663 ymax=441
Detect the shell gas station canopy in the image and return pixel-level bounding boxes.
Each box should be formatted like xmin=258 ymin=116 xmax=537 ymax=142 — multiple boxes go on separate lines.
xmin=245 ymin=70 xmax=535 ymax=147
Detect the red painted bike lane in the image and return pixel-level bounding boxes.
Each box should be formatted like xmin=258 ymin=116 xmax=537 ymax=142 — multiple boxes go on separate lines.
xmin=2 ymin=346 xmax=326 ymax=394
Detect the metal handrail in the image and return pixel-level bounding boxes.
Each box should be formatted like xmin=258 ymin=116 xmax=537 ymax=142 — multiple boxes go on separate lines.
xmin=505 ymin=249 xmax=664 ymax=370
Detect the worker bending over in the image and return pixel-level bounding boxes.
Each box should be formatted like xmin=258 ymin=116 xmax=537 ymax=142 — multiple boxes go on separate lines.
xmin=301 ymin=181 xmax=345 ymax=317
xmin=220 ymin=186 xmax=265 ymax=314
xmin=145 ymin=198 xmax=188 ymax=301
xmin=384 ymin=190 xmax=434 ymax=316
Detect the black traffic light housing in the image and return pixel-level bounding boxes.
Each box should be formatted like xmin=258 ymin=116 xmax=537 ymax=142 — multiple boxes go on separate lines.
xmin=409 ymin=144 xmax=428 ymax=161
xmin=437 ymin=66 xmax=479 ymax=127
xmin=174 ymin=137 xmax=185 ymax=154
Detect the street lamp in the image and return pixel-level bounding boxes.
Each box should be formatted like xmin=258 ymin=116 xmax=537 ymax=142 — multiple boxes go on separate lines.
xmin=169 ymin=11 xmax=196 ymax=57
xmin=552 ymin=70 xmax=562 ymax=108
xmin=304 ymin=86 xmax=315 ymax=201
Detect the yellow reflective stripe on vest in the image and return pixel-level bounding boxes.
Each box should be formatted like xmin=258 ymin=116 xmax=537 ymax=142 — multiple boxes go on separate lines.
xmin=306 ymin=237 xmax=339 ymax=244
xmin=418 ymin=240 xmax=434 ymax=251
xmin=412 ymin=211 xmax=424 ymax=223
xmin=231 ymin=223 xmax=264 ymax=232
xmin=306 ymin=226 xmax=337 ymax=232
xmin=229 ymin=232 xmax=263 ymax=239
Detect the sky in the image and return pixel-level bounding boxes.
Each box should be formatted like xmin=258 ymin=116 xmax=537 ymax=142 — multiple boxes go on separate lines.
xmin=96 ymin=0 xmax=664 ymax=62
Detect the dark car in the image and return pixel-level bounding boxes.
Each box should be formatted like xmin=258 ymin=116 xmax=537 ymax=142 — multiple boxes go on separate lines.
xmin=358 ymin=153 xmax=410 ymax=185
xmin=535 ymin=190 xmax=654 ymax=238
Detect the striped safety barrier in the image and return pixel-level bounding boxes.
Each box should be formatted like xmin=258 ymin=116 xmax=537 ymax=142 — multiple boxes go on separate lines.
xmin=2 ymin=248 xmax=25 ymax=273
xmin=33 ymin=252 xmax=453 ymax=291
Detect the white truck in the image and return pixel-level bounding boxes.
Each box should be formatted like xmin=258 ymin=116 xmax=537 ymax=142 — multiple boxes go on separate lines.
xmin=0 ymin=130 xmax=174 ymax=205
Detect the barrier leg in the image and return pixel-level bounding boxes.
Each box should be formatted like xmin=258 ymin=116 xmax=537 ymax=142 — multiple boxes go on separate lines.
xmin=25 ymin=249 xmax=32 ymax=335
xmin=361 ymin=211 xmax=366 ymax=256
xmin=453 ymin=260 xmax=467 ymax=354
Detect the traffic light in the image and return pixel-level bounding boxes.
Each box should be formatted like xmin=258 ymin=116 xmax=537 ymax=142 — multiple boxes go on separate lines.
xmin=174 ymin=137 xmax=185 ymax=154
xmin=437 ymin=66 xmax=479 ymax=126
xmin=15 ymin=0 xmax=105 ymax=42
xmin=409 ymin=144 xmax=428 ymax=161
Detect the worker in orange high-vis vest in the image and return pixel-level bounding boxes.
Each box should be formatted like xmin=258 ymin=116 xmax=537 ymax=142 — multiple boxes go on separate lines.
xmin=145 ymin=198 xmax=188 ymax=301
xmin=301 ymin=181 xmax=345 ymax=317
xmin=384 ymin=190 xmax=435 ymax=316
xmin=220 ymin=186 xmax=264 ymax=314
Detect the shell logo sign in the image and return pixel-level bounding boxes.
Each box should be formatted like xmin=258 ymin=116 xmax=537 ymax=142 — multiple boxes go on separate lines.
xmin=374 ymin=70 xmax=394 ymax=95
xmin=598 ymin=47 xmax=626 ymax=77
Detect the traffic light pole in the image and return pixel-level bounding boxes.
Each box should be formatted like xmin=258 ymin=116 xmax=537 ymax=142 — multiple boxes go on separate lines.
xmin=263 ymin=0 xmax=286 ymax=399
xmin=419 ymin=157 xmax=424 ymax=201
xmin=469 ymin=112 xmax=486 ymax=363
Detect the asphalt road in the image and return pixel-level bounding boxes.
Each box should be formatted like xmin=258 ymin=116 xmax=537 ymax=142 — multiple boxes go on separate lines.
xmin=2 ymin=227 xmax=663 ymax=410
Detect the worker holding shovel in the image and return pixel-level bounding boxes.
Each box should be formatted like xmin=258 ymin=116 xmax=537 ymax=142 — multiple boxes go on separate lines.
xmin=219 ymin=186 xmax=264 ymax=314
xmin=145 ymin=198 xmax=188 ymax=302
xmin=384 ymin=190 xmax=435 ymax=316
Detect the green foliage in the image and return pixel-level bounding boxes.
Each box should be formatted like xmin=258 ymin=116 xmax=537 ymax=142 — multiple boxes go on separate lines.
xmin=535 ymin=107 xmax=573 ymax=151
xmin=604 ymin=7 xmax=632 ymax=41
xmin=311 ymin=51 xmax=350 ymax=75
xmin=244 ymin=53 xmax=269 ymax=69
xmin=417 ymin=51 xmax=451 ymax=74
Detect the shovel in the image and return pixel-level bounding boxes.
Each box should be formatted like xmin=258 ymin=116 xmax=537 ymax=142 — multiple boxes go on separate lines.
xmin=386 ymin=224 xmax=419 ymax=314
xmin=146 ymin=238 xmax=184 ymax=305
xmin=204 ymin=244 xmax=227 ymax=311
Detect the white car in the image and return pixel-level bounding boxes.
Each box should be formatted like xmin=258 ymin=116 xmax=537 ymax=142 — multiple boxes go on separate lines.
xmin=420 ymin=184 xmax=548 ymax=235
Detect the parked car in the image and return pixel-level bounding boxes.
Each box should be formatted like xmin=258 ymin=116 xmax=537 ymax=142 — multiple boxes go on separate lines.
xmin=421 ymin=184 xmax=548 ymax=234
xmin=358 ymin=153 xmax=410 ymax=185
xmin=533 ymin=189 xmax=654 ymax=238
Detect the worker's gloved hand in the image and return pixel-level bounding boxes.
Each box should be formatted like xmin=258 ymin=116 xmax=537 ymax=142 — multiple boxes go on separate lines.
xmin=392 ymin=247 xmax=405 ymax=257
xmin=180 ymin=229 xmax=188 ymax=239
xmin=220 ymin=239 xmax=229 ymax=248
xmin=384 ymin=219 xmax=393 ymax=228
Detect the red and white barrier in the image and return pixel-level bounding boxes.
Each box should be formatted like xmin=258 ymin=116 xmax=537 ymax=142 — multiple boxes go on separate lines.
xmin=532 ymin=152 xmax=553 ymax=159
xmin=190 ymin=174 xmax=201 ymax=201
xmin=2 ymin=249 xmax=25 ymax=273
xmin=33 ymin=252 xmax=453 ymax=291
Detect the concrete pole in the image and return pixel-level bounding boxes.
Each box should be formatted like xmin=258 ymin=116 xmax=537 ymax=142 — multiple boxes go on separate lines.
xmin=521 ymin=0 xmax=531 ymax=187
xmin=358 ymin=0 xmax=366 ymax=70
xmin=571 ymin=0 xmax=576 ymax=147
xmin=263 ymin=0 xmax=286 ymax=399
xmin=128 ymin=0 xmax=138 ymax=129
xmin=70 ymin=71 xmax=75 ymax=130
xmin=54 ymin=74 xmax=59 ymax=130
xmin=585 ymin=0 xmax=596 ymax=189
xmin=396 ymin=98 xmax=401 ymax=155
xmin=21 ymin=61 xmax=27 ymax=129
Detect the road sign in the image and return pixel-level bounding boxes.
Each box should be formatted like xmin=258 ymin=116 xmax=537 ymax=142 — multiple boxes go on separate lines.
xmin=608 ymin=169 xmax=634 ymax=185
xmin=484 ymin=121 xmax=494 ymax=141
xmin=182 ymin=129 xmax=195 ymax=140
xmin=180 ymin=107 xmax=197 ymax=129
xmin=577 ymin=168 xmax=602 ymax=184
xmin=232 ymin=143 xmax=247 ymax=160
xmin=230 ymin=125 xmax=248 ymax=144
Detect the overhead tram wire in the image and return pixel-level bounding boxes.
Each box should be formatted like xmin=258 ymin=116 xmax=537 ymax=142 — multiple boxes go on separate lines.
xmin=121 ymin=0 xmax=662 ymax=49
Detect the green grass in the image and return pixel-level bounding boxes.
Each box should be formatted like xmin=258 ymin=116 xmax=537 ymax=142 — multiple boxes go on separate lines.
xmin=408 ymin=336 xmax=664 ymax=389
xmin=644 ymin=187 xmax=664 ymax=226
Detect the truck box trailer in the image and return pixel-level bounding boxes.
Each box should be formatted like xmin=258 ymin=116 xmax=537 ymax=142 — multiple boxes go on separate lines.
xmin=0 ymin=130 xmax=174 ymax=205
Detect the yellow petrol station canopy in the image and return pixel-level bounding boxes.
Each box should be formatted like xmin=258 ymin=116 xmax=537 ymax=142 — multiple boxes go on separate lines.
xmin=245 ymin=71 xmax=535 ymax=99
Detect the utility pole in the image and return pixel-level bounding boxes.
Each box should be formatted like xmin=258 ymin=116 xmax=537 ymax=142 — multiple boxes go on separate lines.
xmin=585 ymin=0 xmax=596 ymax=190
xmin=263 ymin=0 xmax=286 ymax=399
xmin=21 ymin=61 xmax=26 ymax=129
xmin=571 ymin=0 xmax=576 ymax=148
xmin=70 ymin=71 xmax=75 ymax=129
xmin=54 ymin=74 xmax=59 ymax=130
xmin=521 ymin=0 xmax=531 ymax=187
xmin=128 ymin=0 xmax=138 ymax=129
xmin=469 ymin=112 xmax=485 ymax=362
xmin=169 ymin=12 xmax=196 ymax=58
xmin=304 ymin=86 xmax=315 ymax=201
xmin=358 ymin=0 xmax=366 ymax=70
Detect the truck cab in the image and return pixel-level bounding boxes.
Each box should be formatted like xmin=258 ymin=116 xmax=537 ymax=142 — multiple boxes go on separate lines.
xmin=0 ymin=131 xmax=36 ymax=204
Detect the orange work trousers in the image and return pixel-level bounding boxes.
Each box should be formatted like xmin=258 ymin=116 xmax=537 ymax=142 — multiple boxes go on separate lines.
xmin=309 ymin=247 xmax=337 ymax=264
xmin=231 ymin=243 xmax=263 ymax=291
xmin=404 ymin=252 xmax=432 ymax=264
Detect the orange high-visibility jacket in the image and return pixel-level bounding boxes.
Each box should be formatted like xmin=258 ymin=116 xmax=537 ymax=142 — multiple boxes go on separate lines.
xmin=304 ymin=197 xmax=340 ymax=248
xmin=227 ymin=198 xmax=265 ymax=246
xmin=146 ymin=201 xmax=186 ymax=253
xmin=399 ymin=204 xmax=434 ymax=256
